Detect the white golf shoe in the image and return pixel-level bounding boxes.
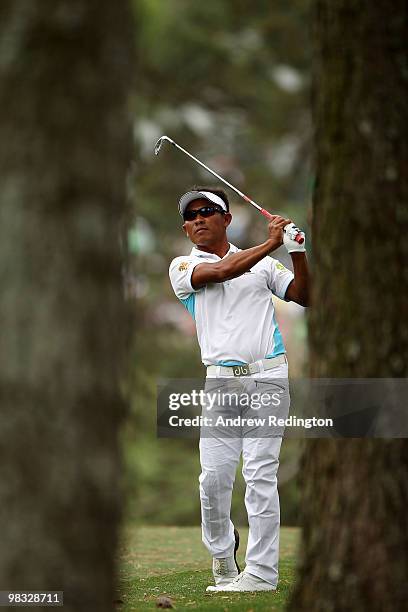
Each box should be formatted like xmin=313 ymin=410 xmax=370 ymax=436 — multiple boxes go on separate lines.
xmin=205 ymin=556 xmax=238 ymax=592
xmin=205 ymin=528 xmax=241 ymax=592
xmin=212 ymin=571 xmax=277 ymax=592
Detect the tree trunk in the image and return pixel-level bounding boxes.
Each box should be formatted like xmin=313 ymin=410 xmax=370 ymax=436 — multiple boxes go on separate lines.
xmin=0 ymin=2 xmax=134 ymax=610
xmin=289 ymin=1 xmax=408 ymax=611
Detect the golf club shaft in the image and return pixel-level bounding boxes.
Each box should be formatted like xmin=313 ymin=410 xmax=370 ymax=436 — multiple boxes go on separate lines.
xmin=156 ymin=136 xmax=304 ymax=243
xmin=166 ymin=139 xmax=266 ymax=209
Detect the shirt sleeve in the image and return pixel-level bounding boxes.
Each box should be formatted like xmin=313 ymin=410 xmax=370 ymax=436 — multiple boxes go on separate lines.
xmin=169 ymin=256 xmax=207 ymax=300
xmin=265 ymin=256 xmax=294 ymax=300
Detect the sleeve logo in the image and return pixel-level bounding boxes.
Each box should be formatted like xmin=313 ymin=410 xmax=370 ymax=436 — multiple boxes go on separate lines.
xmin=178 ymin=261 xmax=190 ymax=272
xmin=276 ymin=262 xmax=286 ymax=271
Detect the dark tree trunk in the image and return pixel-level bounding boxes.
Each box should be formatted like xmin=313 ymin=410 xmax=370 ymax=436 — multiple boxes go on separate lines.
xmin=289 ymin=1 xmax=408 ymax=611
xmin=0 ymin=2 xmax=134 ymax=610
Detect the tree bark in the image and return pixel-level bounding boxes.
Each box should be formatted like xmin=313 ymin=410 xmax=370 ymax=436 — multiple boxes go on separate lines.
xmin=289 ymin=1 xmax=408 ymax=611
xmin=0 ymin=1 xmax=134 ymax=610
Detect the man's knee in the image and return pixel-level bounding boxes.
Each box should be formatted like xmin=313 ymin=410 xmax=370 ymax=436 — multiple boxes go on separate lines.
xmin=242 ymin=455 xmax=280 ymax=487
xmin=199 ymin=465 xmax=236 ymax=497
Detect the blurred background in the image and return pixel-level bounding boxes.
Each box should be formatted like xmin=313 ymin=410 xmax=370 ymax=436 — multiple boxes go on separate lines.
xmin=124 ymin=0 xmax=312 ymax=527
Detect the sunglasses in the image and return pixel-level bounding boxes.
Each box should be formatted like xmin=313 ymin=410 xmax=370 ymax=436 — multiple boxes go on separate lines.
xmin=183 ymin=205 xmax=225 ymax=222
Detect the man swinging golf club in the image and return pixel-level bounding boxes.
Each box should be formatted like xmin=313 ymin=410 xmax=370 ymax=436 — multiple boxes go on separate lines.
xmin=169 ymin=186 xmax=309 ymax=592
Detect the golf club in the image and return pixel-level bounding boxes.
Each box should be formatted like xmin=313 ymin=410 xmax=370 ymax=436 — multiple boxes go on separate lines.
xmin=154 ymin=135 xmax=304 ymax=244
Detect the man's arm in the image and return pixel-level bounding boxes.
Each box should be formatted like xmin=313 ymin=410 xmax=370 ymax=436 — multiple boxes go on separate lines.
xmin=284 ymin=253 xmax=309 ymax=307
xmin=191 ymin=216 xmax=290 ymax=289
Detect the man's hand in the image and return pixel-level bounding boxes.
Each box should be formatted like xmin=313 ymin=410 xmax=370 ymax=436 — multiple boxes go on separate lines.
xmin=283 ymin=222 xmax=308 ymax=306
xmin=267 ymin=215 xmax=292 ymax=251
xmin=283 ymin=222 xmax=306 ymax=253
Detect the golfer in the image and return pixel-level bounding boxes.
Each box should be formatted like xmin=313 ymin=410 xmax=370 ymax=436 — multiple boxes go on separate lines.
xmin=169 ymin=187 xmax=309 ymax=592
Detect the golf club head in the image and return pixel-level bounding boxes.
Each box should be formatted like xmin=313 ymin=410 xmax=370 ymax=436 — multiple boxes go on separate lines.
xmin=154 ymin=135 xmax=173 ymax=156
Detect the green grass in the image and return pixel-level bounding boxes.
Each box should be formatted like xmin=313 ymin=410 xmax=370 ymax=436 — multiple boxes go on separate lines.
xmin=117 ymin=526 xmax=299 ymax=611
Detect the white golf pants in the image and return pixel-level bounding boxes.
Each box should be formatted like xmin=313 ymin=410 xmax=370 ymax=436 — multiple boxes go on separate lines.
xmin=199 ymin=363 xmax=289 ymax=586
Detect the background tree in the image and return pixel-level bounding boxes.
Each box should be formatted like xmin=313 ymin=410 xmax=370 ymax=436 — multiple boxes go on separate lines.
xmin=0 ymin=1 xmax=134 ymax=610
xmin=289 ymin=1 xmax=408 ymax=610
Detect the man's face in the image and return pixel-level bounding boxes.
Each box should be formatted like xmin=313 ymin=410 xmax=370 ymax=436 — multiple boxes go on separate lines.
xmin=182 ymin=198 xmax=232 ymax=247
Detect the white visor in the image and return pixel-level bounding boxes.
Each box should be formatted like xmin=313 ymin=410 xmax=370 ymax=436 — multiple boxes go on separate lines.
xmin=178 ymin=191 xmax=228 ymax=216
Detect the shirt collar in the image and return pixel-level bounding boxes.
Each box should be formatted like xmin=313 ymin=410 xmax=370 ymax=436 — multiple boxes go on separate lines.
xmin=190 ymin=243 xmax=239 ymax=260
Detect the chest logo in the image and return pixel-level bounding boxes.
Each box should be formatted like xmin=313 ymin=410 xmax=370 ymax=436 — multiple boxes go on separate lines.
xmin=178 ymin=261 xmax=190 ymax=272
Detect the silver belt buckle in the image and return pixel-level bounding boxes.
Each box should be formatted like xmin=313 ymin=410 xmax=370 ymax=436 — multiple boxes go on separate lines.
xmin=232 ymin=364 xmax=250 ymax=377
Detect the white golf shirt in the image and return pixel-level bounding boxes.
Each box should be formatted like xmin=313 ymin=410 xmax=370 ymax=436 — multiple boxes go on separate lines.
xmin=169 ymin=243 xmax=294 ymax=366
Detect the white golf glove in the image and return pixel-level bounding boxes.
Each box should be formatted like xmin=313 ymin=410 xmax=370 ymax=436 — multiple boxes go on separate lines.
xmin=283 ymin=223 xmax=306 ymax=253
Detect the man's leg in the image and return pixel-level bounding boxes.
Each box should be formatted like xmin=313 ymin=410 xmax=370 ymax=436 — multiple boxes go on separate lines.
xmin=240 ymin=368 xmax=290 ymax=587
xmin=199 ymin=436 xmax=241 ymax=558
xmin=241 ymin=436 xmax=283 ymax=587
